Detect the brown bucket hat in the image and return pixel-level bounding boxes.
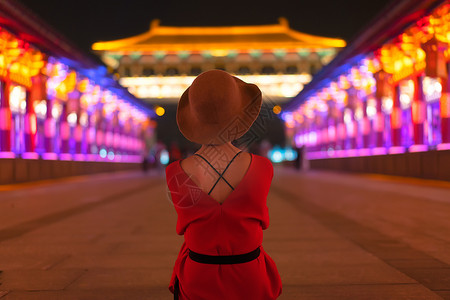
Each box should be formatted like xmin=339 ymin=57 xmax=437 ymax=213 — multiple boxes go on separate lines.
xmin=176 ymin=69 xmax=262 ymax=145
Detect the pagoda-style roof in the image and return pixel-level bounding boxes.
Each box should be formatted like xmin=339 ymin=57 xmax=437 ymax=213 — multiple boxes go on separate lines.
xmin=92 ymin=18 xmax=346 ymax=52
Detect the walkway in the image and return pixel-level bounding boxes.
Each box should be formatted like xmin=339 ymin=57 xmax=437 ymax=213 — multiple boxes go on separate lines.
xmin=0 ymin=165 xmax=449 ymax=299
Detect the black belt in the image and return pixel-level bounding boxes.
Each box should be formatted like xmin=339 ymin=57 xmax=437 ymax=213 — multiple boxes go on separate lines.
xmin=174 ymin=247 xmax=261 ymax=299
xmin=189 ymin=246 xmax=261 ymax=264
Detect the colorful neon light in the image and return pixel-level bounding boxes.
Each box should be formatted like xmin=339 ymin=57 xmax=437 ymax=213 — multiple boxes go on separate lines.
xmin=0 ymin=27 xmax=154 ymax=162
xmin=286 ymin=1 xmax=450 ymax=159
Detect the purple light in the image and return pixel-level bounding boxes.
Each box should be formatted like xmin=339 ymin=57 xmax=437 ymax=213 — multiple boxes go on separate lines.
xmin=306 ymin=151 xmax=328 ymax=160
xmin=294 ymin=134 xmax=303 ymax=147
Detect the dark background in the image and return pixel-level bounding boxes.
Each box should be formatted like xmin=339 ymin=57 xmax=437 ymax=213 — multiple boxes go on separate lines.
xmin=19 ymin=0 xmax=392 ymax=57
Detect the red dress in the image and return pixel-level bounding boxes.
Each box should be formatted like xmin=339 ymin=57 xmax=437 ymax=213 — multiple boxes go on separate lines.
xmin=165 ymin=153 xmax=282 ymax=300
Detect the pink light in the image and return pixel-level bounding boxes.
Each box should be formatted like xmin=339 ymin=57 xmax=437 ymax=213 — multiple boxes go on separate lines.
xmin=346 ymin=149 xmax=359 ymax=157
xmin=338 ymin=124 xmax=346 ymax=140
xmin=388 ymin=146 xmax=405 ymax=154
xmin=118 ymin=154 xmax=128 ymax=162
xmin=299 ymin=134 xmax=305 ymax=145
xmin=120 ymin=135 xmax=126 ymax=148
xmin=22 ymin=152 xmax=39 ymax=159
xmin=0 ymin=108 xmax=12 ymax=130
xmin=122 ymin=155 xmax=142 ymax=163
xmin=96 ymin=131 xmax=104 ymax=145
xmin=336 ymin=149 xmax=348 ymax=157
xmin=437 ymin=143 xmax=450 ymax=151
xmin=347 ymin=122 xmax=356 ymax=138
xmin=42 ymin=152 xmax=58 ymax=160
xmin=60 ymin=122 xmax=70 ymax=140
xmin=86 ymin=154 xmax=97 ymax=161
xmin=45 ymin=119 xmax=56 ymax=137
xmin=372 ymin=147 xmax=387 ymax=155
xmin=309 ymin=132 xmax=317 ymax=145
xmin=88 ymin=128 xmax=95 ymax=143
xmin=73 ymin=154 xmax=86 ymax=161
xmin=25 ymin=114 xmax=37 ymax=135
xmin=74 ymin=126 xmax=83 ymax=142
xmin=358 ymin=148 xmax=372 ymax=156
xmin=321 ymin=128 xmax=328 ymax=144
xmin=113 ymin=133 xmax=120 ymax=148
xmin=59 ymin=153 xmax=73 ymax=161
xmin=96 ymin=154 xmax=108 ymax=162
xmin=374 ymin=113 xmax=384 ymax=132
xmin=362 ymin=118 xmax=370 ymax=135
xmin=409 ymin=144 xmax=429 ymax=153
xmin=105 ymin=132 xmax=113 ymax=147
xmin=0 ymin=152 xmax=15 ymax=159
xmin=328 ymin=126 xmax=336 ymax=141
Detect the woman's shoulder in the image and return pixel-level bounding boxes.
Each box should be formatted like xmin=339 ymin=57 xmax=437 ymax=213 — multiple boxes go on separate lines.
xmin=165 ymin=159 xmax=180 ymax=177
xmin=250 ymin=154 xmax=273 ymax=179
xmin=251 ymin=153 xmax=272 ymax=167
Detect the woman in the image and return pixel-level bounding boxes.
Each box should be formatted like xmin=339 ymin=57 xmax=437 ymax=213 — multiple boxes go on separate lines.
xmin=165 ymin=70 xmax=282 ymax=299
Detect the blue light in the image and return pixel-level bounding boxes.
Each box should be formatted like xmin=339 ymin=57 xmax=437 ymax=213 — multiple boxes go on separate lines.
xmin=160 ymin=149 xmax=170 ymax=165
xmin=99 ymin=148 xmax=107 ymax=158
xmin=284 ymin=147 xmax=297 ymax=161
xmin=280 ymin=112 xmax=293 ymax=122
xmin=270 ymin=150 xmax=283 ymax=163
xmin=268 ymin=146 xmax=284 ymax=163
xmin=107 ymin=151 xmax=115 ymax=160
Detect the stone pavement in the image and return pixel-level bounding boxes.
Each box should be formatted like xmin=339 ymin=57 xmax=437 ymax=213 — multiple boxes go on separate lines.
xmin=0 ymin=165 xmax=449 ymax=299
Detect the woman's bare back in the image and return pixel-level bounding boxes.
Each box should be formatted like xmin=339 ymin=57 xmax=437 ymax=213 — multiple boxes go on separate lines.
xmin=179 ymin=150 xmax=252 ymax=204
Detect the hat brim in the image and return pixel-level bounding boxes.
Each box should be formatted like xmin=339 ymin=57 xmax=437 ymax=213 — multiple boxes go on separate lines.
xmin=177 ymin=76 xmax=262 ymax=145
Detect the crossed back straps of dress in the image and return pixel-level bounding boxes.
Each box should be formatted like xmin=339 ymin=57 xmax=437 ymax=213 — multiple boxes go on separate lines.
xmin=194 ymin=151 xmax=242 ymax=195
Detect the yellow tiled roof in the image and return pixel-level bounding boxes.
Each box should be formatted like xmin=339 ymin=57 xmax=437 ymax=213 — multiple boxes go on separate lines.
xmin=92 ymin=18 xmax=346 ymax=52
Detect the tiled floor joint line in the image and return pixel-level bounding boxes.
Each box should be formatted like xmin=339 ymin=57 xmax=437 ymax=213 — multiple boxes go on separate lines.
xmin=0 ymin=180 xmax=163 ymax=243
xmin=41 ymin=255 xmax=72 ymax=271
xmin=62 ymin=269 xmax=88 ymax=291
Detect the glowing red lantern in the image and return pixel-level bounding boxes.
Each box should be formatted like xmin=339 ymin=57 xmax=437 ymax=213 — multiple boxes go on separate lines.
xmin=422 ymin=36 xmax=447 ymax=78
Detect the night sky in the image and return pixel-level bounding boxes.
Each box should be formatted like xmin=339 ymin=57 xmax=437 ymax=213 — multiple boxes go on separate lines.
xmin=18 ymin=0 xmax=393 ymax=58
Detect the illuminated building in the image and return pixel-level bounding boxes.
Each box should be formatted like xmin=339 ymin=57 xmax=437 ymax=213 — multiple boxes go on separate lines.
xmin=92 ymin=18 xmax=345 ymax=147
xmin=283 ymin=0 xmax=450 ymax=180
xmin=0 ymin=0 xmax=155 ymax=183
xmin=92 ymin=18 xmax=345 ymax=103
